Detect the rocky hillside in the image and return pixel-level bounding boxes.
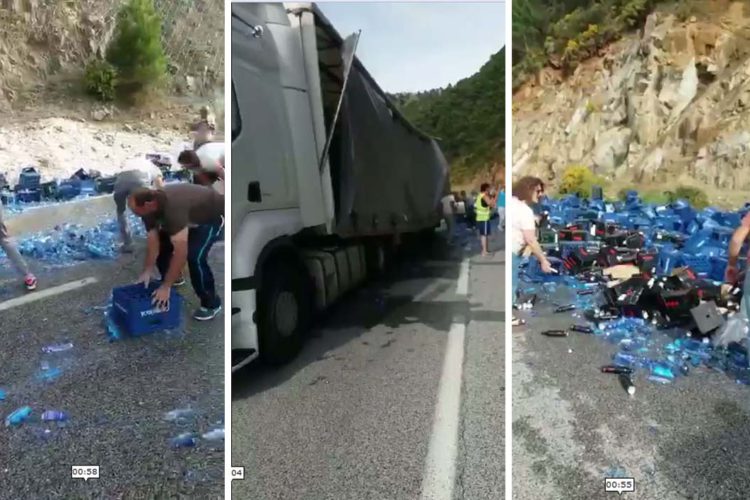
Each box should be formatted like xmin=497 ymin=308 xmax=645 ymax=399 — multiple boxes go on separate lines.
xmin=513 ymin=1 xmax=750 ymax=204
xmin=0 ymin=0 xmax=223 ymax=116
xmin=0 ymin=0 xmax=223 ymax=183
xmin=389 ymin=49 xmax=505 ymax=186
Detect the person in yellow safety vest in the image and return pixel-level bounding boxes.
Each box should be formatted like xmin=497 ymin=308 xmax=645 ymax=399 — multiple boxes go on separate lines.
xmin=475 ymin=182 xmax=496 ymax=256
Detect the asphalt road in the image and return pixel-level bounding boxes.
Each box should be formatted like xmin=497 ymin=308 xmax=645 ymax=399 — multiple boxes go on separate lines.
xmin=0 ymin=243 xmax=225 ymax=498
xmin=232 ymin=225 xmax=505 ymax=500
xmin=513 ymin=280 xmax=750 ymax=499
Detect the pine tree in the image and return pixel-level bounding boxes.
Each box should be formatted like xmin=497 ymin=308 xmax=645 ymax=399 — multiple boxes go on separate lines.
xmin=106 ymin=0 xmax=167 ymax=94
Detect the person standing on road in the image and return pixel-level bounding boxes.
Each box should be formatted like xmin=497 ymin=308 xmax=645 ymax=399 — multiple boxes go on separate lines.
xmin=464 ymin=190 xmax=476 ymax=231
xmin=128 ymin=183 xmax=225 ymax=321
xmin=497 ymin=184 xmax=506 ymax=231
xmin=190 ymin=106 xmax=216 ymax=150
xmin=0 ymin=203 xmax=37 ymax=291
xmin=113 ymin=156 xmax=165 ymax=254
xmin=725 ymin=212 xmax=750 ymax=318
xmin=511 ymin=176 xmax=555 ymax=327
xmin=475 ymin=183 xmax=496 ymax=256
xmin=440 ymin=191 xmax=457 ymax=243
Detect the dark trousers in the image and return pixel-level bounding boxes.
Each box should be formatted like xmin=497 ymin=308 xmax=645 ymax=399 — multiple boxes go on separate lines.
xmin=157 ymin=217 xmax=224 ymax=309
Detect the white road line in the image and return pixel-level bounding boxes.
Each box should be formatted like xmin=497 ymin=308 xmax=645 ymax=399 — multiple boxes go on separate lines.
xmin=456 ymin=259 xmax=469 ymax=296
xmin=413 ymin=279 xmax=445 ymax=303
xmin=0 ymin=277 xmax=99 ymax=312
xmin=420 ymin=321 xmax=466 ymax=500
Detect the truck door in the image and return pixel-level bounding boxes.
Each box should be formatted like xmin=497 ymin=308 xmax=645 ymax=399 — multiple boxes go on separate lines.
xmin=231 ymin=4 xmax=298 ymax=228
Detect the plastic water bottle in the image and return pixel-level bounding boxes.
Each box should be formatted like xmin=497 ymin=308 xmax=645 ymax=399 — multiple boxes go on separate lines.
xmin=164 ymin=408 xmax=196 ymax=422
xmin=202 ymin=427 xmax=224 ymax=441
xmin=5 ymin=406 xmax=32 ymax=427
xmin=0 ymin=389 xmax=5 ymax=400
xmin=42 ymin=343 xmax=74 ymax=353
xmin=41 ymin=410 xmax=68 ymax=422
xmin=651 ymin=362 xmax=675 ymax=379
xmin=171 ymin=433 xmax=198 ymax=448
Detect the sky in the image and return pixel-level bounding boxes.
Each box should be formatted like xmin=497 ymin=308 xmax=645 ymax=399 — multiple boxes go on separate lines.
xmin=317 ymin=2 xmax=505 ymax=93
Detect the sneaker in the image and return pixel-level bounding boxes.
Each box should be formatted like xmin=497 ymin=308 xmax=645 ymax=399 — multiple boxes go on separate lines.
xmin=24 ymin=274 xmax=37 ymax=291
xmin=193 ymin=306 xmax=222 ymax=321
xmin=120 ymin=244 xmax=134 ymax=254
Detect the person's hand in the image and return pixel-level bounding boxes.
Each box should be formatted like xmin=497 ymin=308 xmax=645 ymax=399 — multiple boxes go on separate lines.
xmin=725 ymin=264 xmax=739 ymax=284
xmin=540 ymin=259 xmax=556 ymax=274
xmin=137 ymin=269 xmax=155 ymax=288
xmin=151 ymin=285 xmax=171 ymax=311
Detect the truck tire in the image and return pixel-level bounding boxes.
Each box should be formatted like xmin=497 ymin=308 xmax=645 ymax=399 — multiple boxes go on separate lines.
xmin=366 ymin=242 xmax=387 ymax=276
xmin=257 ymin=260 xmax=311 ymax=366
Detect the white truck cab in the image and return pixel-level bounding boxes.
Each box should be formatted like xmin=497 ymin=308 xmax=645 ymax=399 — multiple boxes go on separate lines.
xmin=231 ymin=2 xmax=447 ymax=371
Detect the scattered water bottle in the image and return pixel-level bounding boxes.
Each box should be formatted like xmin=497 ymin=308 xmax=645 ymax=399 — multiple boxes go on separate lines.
xmin=613 ymin=352 xmax=639 ymax=368
xmin=164 ymin=408 xmax=196 ymax=423
xmin=0 ymin=389 xmax=5 ymax=400
xmin=202 ymin=427 xmax=224 ymax=441
xmin=37 ymin=367 xmax=62 ymax=382
xmin=41 ymin=410 xmax=68 ymax=422
xmin=42 ymin=343 xmax=74 ymax=353
xmin=651 ymin=362 xmax=675 ymax=380
xmin=171 ymin=433 xmax=198 ymax=448
xmin=5 ymin=406 xmax=32 ymax=427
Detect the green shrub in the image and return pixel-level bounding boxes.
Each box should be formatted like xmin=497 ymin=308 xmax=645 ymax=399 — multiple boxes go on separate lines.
xmin=105 ymin=0 xmax=166 ymax=95
xmin=674 ymin=186 xmax=709 ymax=209
xmin=559 ymin=165 xmax=605 ymax=198
xmin=84 ymin=59 xmax=118 ymax=102
xmin=640 ymin=190 xmax=671 ymax=205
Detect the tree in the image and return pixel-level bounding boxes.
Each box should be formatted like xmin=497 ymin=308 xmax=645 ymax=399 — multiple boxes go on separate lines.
xmin=106 ymin=0 xmax=167 ymax=95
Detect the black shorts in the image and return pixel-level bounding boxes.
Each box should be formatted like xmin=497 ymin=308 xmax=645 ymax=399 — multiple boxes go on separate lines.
xmin=478 ymin=220 xmax=492 ymax=236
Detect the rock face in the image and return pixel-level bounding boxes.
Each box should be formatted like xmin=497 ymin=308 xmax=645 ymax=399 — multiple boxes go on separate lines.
xmin=513 ymin=3 xmax=750 ymax=192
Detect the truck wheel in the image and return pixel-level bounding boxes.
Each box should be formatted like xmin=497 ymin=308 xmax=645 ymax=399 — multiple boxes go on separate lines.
xmin=366 ymin=242 xmax=388 ymax=275
xmin=257 ymin=260 xmax=311 ymax=366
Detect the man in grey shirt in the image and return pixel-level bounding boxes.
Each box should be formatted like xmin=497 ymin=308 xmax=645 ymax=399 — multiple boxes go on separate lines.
xmin=113 ymin=156 xmax=164 ymax=253
xmin=128 ymin=183 xmax=224 ymax=321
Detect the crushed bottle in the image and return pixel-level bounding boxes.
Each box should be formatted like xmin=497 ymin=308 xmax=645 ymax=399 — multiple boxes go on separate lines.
xmin=42 ymin=342 xmax=73 ymax=353
xmin=171 ymin=432 xmax=198 ymax=448
xmin=41 ymin=410 xmax=68 ymax=422
xmin=5 ymin=406 xmax=32 ymax=427
xmin=202 ymin=427 xmax=224 ymax=441
xmin=164 ymin=408 xmax=196 ymax=423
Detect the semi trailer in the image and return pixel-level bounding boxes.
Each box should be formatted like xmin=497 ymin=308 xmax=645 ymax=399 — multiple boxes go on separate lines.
xmin=231 ymin=2 xmax=450 ymax=371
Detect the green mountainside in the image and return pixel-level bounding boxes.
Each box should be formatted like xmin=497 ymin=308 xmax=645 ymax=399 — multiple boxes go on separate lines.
xmin=388 ymin=48 xmax=504 ymax=183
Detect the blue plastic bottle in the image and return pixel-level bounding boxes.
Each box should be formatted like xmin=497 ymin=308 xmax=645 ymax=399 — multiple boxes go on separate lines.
xmin=5 ymin=406 xmax=32 ymax=427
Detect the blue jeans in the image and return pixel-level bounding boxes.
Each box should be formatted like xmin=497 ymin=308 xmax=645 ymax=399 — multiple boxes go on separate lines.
xmin=512 ymin=252 xmax=522 ymax=306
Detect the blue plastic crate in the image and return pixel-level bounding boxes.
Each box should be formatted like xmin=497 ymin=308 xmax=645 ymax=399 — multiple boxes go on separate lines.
xmin=17 ymin=167 xmax=40 ymax=190
xmin=657 ymin=247 xmax=683 ymax=275
xmin=80 ymin=180 xmax=96 ymax=196
xmin=709 ymin=257 xmax=729 ymax=282
xmin=682 ymin=255 xmax=711 ymax=277
xmin=16 ymin=189 xmax=40 ymax=203
xmin=57 ymin=180 xmax=81 ymax=200
xmin=111 ymin=282 xmax=182 ymax=336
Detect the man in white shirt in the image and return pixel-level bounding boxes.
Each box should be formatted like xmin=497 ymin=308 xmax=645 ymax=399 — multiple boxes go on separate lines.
xmin=440 ymin=192 xmax=456 ymax=243
xmin=178 ymin=143 xmax=225 ymax=195
xmin=113 ymin=156 xmax=164 ymax=254
xmin=511 ymin=176 xmax=555 ymax=326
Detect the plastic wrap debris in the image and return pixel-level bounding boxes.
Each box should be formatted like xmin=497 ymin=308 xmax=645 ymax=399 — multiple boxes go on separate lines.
xmin=713 ymin=312 xmax=750 ymax=348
